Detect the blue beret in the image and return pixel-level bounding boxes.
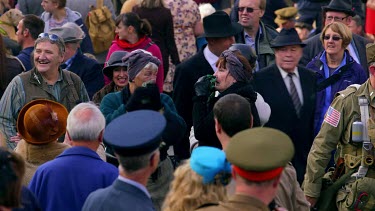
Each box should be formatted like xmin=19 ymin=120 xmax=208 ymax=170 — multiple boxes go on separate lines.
xmin=104 ymin=110 xmax=166 ymax=156
xmin=190 ymin=146 xmax=231 ymax=184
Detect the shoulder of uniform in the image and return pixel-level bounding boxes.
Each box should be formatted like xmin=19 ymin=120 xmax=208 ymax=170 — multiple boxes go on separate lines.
xmin=336 ymin=84 xmax=361 ymax=99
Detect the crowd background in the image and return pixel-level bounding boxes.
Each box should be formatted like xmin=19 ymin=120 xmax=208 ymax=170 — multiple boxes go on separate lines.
xmin=0 ymin=0 xmax=375 ymax=210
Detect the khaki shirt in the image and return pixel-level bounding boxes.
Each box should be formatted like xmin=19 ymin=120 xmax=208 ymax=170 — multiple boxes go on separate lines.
xmin=304 ymin=79 xmax=375 ymax=197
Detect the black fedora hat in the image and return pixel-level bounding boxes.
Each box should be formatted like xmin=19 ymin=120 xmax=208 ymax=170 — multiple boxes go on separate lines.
xmin=103 ymin=51 xmax=129 ymax=78
xmin=322 ymin=0 xmax=356 ymax=17
xmin=270 ymin=28 xmax=306 ymax=48
xmin=201 ymin=11 xmax=243 ymax=38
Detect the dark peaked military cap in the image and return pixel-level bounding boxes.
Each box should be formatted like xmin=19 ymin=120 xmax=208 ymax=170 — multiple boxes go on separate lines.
xmin=104 ymin=110 xmax=166 ymax=156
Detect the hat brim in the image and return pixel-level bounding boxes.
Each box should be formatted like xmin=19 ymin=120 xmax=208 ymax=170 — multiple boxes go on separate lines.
xmin=200 ymin=22 xmax=243 ymax=38
xmin=322 ymin=6 xmax=356 ymax=17
xmin=64 ymin=38 xmax=83 ymax=43
xmin=102 ymin=63 xmax=128 ymax=78
xmin=270 ymin=41 xmax=306 ymax=48
xmin=17 ymin=99 xmax=68 ymax=145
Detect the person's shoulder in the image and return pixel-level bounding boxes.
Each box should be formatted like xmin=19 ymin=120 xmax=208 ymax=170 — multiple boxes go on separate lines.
xmin=304 ymin=33 xmax=321 ymax=45
xmin=101 ymin=91 xmax=122 ymax=103
xmin=66 ymin=7 xmax=82 ymax=20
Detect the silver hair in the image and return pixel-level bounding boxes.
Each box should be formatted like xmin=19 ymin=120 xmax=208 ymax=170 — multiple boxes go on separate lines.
xmin=66 ymin=102 xmax=105 ymax=141
xmin=35 ymin=37 xmax=66 ymax=56
xmin=117 ymin=149 xmax=158 ymax=173
xmin=143 ymin=62 xmax=158 ymax=71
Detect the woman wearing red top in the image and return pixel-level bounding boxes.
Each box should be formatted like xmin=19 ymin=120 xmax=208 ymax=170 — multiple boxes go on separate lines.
xmin=105 ymin=12 xmax=164 ymax=92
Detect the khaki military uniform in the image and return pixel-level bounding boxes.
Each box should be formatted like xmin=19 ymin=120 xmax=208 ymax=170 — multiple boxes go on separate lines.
xmin=196 ymin=194 xmax=269 ymax=211
xmin=304 ymin=79 xmax=375 ymax=210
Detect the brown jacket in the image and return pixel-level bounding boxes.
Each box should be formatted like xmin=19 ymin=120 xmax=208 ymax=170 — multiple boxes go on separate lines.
xmin=196 ymin=194 xmax=270 ymax=211
xmin=15 ymin=139 xmax=70 ymax=186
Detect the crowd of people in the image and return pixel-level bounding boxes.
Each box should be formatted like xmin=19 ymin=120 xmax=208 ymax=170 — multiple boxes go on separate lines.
xmin=1 ymin=0 xmax=375 ymax=210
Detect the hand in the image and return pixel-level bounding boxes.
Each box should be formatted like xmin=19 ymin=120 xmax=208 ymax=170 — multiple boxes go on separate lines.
xmin=305 ymin=195 xmax=317 ymax=208
xmin=126 ymin=83 xmax=162 ymax=112
xmin=10 ymin=133 xmax=21 ymax=144
xmin=194 ymin=75 xmax=215 ymax=97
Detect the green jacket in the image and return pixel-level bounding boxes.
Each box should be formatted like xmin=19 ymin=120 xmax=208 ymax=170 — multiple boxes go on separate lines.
xmin=304 ymin=79 xmax=375 ymax=197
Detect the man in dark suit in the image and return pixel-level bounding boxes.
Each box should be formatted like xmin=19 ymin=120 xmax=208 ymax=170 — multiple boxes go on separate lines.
xmin=82 ymin=110 xmax=166 ymax=211
xmin=300 ymin=0 xmax=370 ymax=72
xmin=252 ymin=28 xmax=316 ymax=184
xmin=172 ymin=11 xmax=242 ymax=160
xmin=50 ymin=22 xmax=104 ymax=99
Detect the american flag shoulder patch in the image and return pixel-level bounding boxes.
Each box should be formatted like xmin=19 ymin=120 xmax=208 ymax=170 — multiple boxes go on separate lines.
xmin=324 ymin=106 xmax=341 ymax=127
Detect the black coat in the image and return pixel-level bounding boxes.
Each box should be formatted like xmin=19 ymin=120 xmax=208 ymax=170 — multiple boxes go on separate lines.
xmin=300 ymin=33 xmax=370 ymax=74
xmin=173 ymin=46 xmax=214 ymax=159
xmin=193 ymin=82 xmax=260 ymax=149
xmin=67 ymin=50 xmax=104 ymax=99
xmin=252 ymin=64 xmax=316 ymax=184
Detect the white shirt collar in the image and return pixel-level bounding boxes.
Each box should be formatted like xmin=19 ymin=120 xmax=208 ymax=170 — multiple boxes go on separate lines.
xmin=203 ymin=45 xmax=219 ymax=72
xmin=277 ymin=65 xmax=300 ymax=79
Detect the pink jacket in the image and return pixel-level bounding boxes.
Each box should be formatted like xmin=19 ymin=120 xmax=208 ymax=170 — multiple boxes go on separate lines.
xmin=105 ymin=37 xmax=164 ymax=92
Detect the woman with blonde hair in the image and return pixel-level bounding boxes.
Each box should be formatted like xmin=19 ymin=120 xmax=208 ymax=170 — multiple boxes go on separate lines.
xmin=163 ymin=146 xmax=231 ymax=211
xmin=306 ymin=22 xmax=367 ymax=136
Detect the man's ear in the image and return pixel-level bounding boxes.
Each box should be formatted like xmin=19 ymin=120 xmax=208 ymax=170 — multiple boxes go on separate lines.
xmin=98 ymin=130 xmax=104 ymax=143
xmin=369 ymin=65 xmax=375 ymax=77
xmin=214 ymin=118 xmax=222 ymax=134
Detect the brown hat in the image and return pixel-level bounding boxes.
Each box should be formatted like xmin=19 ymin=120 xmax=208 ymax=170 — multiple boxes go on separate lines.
xmin=274 ymin=7 xmax=298 ymax=25
xmin=367 ymin=43 xmax=375 ymax=64
xmin=17 ymin=99 xmax=68 ymax=145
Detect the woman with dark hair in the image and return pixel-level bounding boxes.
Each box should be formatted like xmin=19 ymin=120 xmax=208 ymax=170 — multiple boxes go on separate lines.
xmin=0 ymin=34 xmax=25 ymax=99
xmin=306 ymin=22 xmax=367 ymax=135
xmin=105 ymin=12 xmax=164 ymax=92
xmin=133 ymin=0 xmax=180 ymax=80
xmin=0 ymin=147 xmax=41 ymax=211
xmin=192 ymin=49 xmax=264 ymax=149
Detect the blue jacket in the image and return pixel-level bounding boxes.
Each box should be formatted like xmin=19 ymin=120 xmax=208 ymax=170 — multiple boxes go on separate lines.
xmin=28 ymin=147 xmax=118 ymax=211
xmin=65 ymin=50 xmax=104 ymax=99
xmin=306 ymin=50 xmax=367 ymax=135
xmin=16 ymin=47 xmax=34 ymax=71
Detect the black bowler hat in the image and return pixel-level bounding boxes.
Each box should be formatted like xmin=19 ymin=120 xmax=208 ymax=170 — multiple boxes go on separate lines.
xmin=201 ymin=11 xmax=243 ymax=38
xmin=102 ymin=51 xmax=129 ymax=78
xmin=270 ymin=28 xmax=306 ymax=48
xmin=322 ymin=0 xmax=356 ymax=17
xmin=103 ymin=110 xmax=166 ymax=156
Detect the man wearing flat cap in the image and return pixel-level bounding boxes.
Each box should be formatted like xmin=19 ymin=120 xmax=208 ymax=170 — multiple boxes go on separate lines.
xmin=200 ymin=127 xmax=295 ymax=211
xmin=304 ymin=44 xmax=375 ymax=210
xmin=50 ymin=22 xmax=104 ymax=99
xmin=252 ymin=28 xmax=316 ymax=184
xmin=300 ymin=0 xmax=371 ymax=73
xmin=173 ymin=11 xmax=241 ymax=160
xmin=83 ymin=110 xmax=166 ymax=211
xmin=100 ymin=49 xmax=186 ymax=210
xmin=274 ymin=7 xmax=298 ymax=32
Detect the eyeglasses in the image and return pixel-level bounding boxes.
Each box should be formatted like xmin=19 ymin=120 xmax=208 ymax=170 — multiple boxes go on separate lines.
xmin=238 ymin=7 xmax=260 ymax=13
xmin=325 ymin=16 xmax=348 ymax=21
xmin=38 ymin=33 xmax=61 ymax=41
xmin=323 ymin=35 xmax=343 ymax=41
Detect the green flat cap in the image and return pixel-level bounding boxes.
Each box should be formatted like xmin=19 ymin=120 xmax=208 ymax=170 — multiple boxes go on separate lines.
xmin=226 ymin=127 xmax=294 ymax=172
xmin=367 ymin=43 xmax=375 ymax=64
xmin=274 ymin=7 xmax=298 ymax=25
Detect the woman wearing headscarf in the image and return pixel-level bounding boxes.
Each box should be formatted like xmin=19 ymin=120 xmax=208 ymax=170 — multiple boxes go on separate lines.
xmin=192 ymin=49 xmax=264 ymax=149
xmin=100 ymin=49 xmax=186 ymax=211
xmin=306 ymin=22 xmax=367 ymax=135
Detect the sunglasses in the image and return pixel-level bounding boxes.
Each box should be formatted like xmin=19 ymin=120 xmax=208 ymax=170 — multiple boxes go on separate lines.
xmin=238 ymin=7 xmax=260 ymax=13
xmin=325 ymin=16 xmax=348 ymax=21
xmin=323 ymin=35 xmax=342 ymax=41
xmin=38 ymin=33 xmax=61 ymax=41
